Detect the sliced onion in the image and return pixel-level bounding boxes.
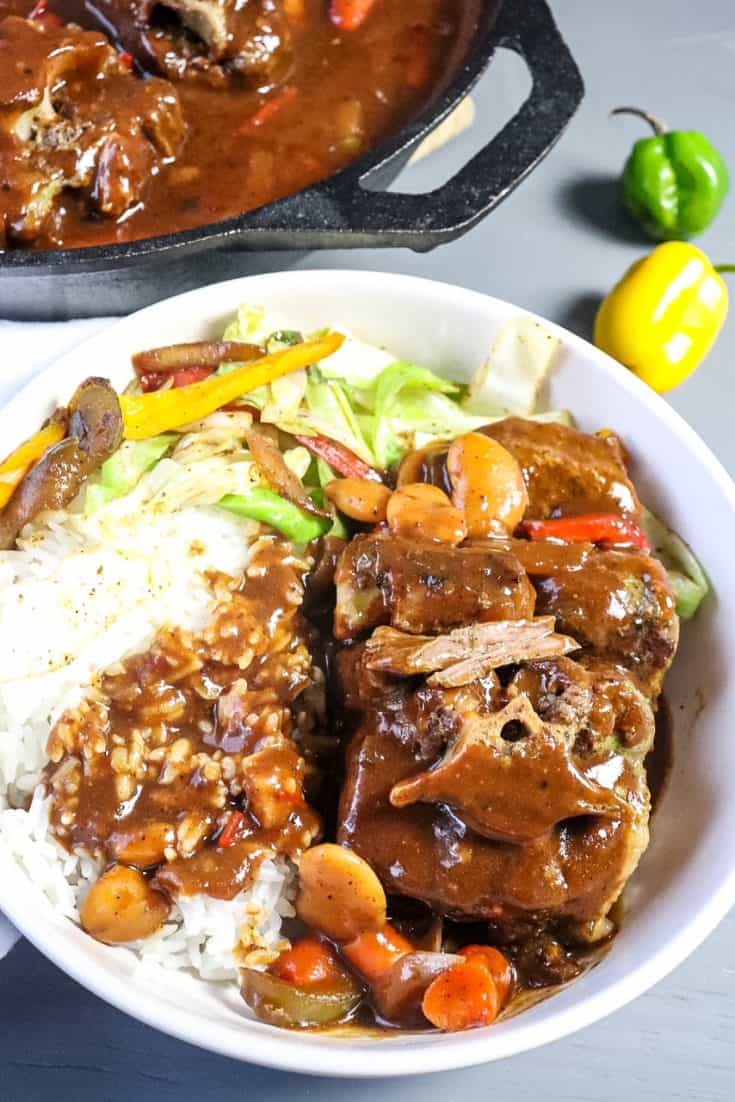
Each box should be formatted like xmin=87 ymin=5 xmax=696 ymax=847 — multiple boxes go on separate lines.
xmin=246 ymin=426 xmax=329 ymax=518
xmin=132 ymin=341 xmax=262 ymax=375
xmin=0 ymin=379 xmax=122 ymax=550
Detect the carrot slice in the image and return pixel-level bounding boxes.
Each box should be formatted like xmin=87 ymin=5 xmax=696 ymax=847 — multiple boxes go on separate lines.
xmin=329 ymin=0 xmax=379 ymax=32
xmin=422 ymin=960 xmax=499 ymax=1032
xmin=271 ymin=937 xmax=347 ymax=989
xmin=458 ymin=945 xmax=515 ymax=1008
xmin=217 ymin=810 xmax=245 ymax=848
xmin=342 ymin=924 xmax=413 ymax=983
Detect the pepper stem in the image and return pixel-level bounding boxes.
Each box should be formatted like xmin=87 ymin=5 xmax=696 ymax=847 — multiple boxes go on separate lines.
xmin=714 ymin=265 xmax=735 ymax=274
xmin=611 ymin=106 xmax=667 ymax=136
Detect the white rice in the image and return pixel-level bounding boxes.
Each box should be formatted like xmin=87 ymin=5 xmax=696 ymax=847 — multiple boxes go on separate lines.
xmin=0 ymin=490 xmax=298 ymax=982
xmin=136 ymin=858 xmax=295 ymax=981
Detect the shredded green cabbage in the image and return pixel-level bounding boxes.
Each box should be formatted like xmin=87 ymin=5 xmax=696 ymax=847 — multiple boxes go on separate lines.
xmin=85 ymin=435 xmax=178 ymax=515
xmin=464 ymin=316 xmax=561 ymax=417
xmin=217 ymin=305 xmax=569 ymax=473
xmin=85 ymin=302 xmax=709 ymax=608
xmin=313 ymin=332 xmax=394 ymax=389
xmin=642 ymin=508 xmax=709 ymax=619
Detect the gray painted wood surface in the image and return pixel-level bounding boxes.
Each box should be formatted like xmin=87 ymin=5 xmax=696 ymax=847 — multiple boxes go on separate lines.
xmin=3 ymin=0 xmax=734 ymax=1096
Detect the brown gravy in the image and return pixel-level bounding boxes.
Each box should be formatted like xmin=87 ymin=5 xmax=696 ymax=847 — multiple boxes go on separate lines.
xmin=647 ymin=697 xmax=673 ymax=813
xmin=0 ymin=0 xmax=463 ymax=249
xmin=44 ymin=538 xmax=322 ymax=902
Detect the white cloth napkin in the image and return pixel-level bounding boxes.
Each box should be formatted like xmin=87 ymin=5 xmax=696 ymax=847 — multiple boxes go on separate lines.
xmin=0 ymin=318 xmax=113 ymax=404
xmin=0 ymin=316 xmax=118 ymax=958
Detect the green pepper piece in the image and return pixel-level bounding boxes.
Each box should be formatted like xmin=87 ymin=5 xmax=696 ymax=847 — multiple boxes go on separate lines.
xmin=240 ymin=968 xmax=362 ymax=1028
xmin=219 ymin=489 xmax=330 ymax=544
xmin=614 ymin=106 xmax=730 ymax=241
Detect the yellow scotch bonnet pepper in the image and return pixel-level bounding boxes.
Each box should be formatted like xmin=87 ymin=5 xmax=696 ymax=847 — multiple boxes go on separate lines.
xmin=594 ymin=241 xmax=728 ymax=393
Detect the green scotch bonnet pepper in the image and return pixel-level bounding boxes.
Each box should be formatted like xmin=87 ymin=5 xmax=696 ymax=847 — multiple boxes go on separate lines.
xmin=614 ymin=106 xmax=730 ymax=241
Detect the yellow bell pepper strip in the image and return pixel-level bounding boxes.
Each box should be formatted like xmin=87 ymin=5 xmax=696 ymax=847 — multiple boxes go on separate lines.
xmin=120 ymin=332 xmax=345 ymax=440
xmin=594 ymin=241 xmax=728 ymax=393
xmin=0 ymin=413 xmax=66 ymax=509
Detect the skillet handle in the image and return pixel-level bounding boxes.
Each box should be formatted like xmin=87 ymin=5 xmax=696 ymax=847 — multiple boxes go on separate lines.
xmin=243 ymin=0 xmax=584 ymax=250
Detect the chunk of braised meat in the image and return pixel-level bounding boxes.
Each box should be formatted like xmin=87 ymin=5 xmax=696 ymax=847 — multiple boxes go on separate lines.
xmin=388 ymin=693 xmax=629 ymax=843
xmin=338 ymin=656 xmax=654 ymax=938
xmin=303 ymin=535 xmax=346 ymax=619
xmin=510 ymin=655 xmax=656 ymax=754
xmin=363 ymin=618 xmax=578 ymax=686
xmin=506 ymin=931 xmax=584 ymax=989
xmin=533 ymin=547 xmax=678 ymax=698
xmin=89 ymin=0 xmax=293 ymax=87
xmin=336 ymin=643 xmax=395 ymax=713
xmin=334 ymin=533 xmax=536 ymax=640
xmin=481 ymin=417 xmax=643 ymax=521
xmin=0 ymin=16 xmax=184 ymax=245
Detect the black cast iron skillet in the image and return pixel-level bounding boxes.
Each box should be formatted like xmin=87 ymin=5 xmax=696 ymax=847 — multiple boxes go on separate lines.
xmin=0 ymin=0 xmax=584 ymax=319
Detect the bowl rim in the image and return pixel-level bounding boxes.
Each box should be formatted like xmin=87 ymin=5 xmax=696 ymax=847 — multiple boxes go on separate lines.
xmin=2 ymin=268 xmax=735 ymax=1078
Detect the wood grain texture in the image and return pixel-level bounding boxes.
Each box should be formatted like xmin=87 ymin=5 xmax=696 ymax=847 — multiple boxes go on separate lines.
xmin=3 ymin=0 xmax=735 ymax=1097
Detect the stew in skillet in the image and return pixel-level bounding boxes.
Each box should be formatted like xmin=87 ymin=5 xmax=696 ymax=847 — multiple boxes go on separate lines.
xmin=0 ymin=0 xmax=466 ymax=250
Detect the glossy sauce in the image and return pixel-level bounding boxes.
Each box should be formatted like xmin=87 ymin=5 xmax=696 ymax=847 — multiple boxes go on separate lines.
xmin=647 ymin=697 xmax=673 ymax=812
xmin=35 ymin=412 xmax=680 ymax=1033
xmin=0 ymin=0 xmax=465 ymax=249
xmin=45 ymin=539 xmax=322 ymax=901
xmin=338 ymin=669 xmax=651 ymax=927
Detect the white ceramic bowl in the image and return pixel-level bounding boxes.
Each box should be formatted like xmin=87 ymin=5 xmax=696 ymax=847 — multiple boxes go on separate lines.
xmin=1 ymin=271 xmax=734 ymax=1077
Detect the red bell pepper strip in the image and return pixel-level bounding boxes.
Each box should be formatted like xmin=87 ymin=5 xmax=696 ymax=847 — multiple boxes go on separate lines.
xmin=139 ymin=366 xmax=214 ymax=393
xmin=139 ymin=373 xmax=166 ymax=393
xmin=171 ymin=366 xmax=215 ymax=388
xmin=329 ymin=0 xmax=378 ymax=31
xmin=519 ymin=513 xmax=651 ymax=551
xmin=294 ymin=434 xmax=382 ymax=481
xmin=217 ymin=810 xmax=245 ymax=849
xmin=241 ymin=86 xmax=298 ymax=133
